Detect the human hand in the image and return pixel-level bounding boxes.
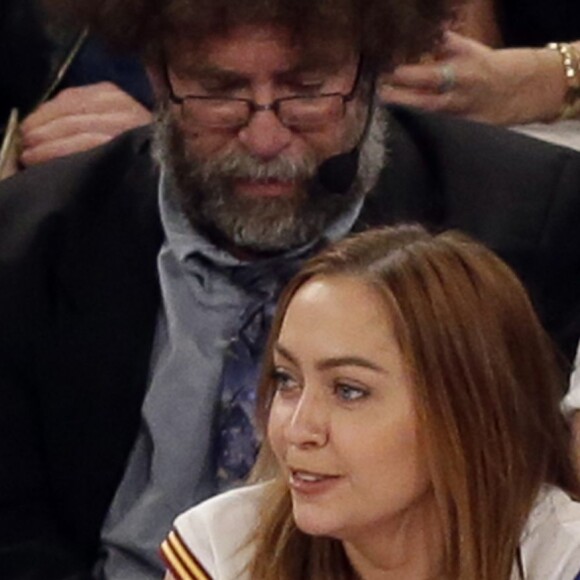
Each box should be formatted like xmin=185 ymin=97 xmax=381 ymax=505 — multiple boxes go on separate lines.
xmin=381 ymin=31 xmax=568 ymax=126
xmin=19 ymin=82 xmax=152 ymax=166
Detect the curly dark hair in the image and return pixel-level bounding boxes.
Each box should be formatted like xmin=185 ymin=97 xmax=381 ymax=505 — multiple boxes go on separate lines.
xmin=44 ymin=0 xmax=464 ymax=70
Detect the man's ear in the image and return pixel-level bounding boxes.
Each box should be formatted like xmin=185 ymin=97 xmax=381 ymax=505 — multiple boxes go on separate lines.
xmin=145 ymin=60 xmax=168 ymax=100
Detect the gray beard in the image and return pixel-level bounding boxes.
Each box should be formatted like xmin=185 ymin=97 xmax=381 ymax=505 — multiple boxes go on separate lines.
xmin=152 ymin=105 xmax=387 ymax=254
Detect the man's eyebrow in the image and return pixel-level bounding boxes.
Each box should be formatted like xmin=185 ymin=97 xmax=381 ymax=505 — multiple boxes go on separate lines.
xmin=274 ymin=69 xmax=328 ymax=84
xmin=175 ymin=63 xmax=248 ymax=83
xmin=171 ymin=56 xmax=349 ymax=87
xmin=274 ymin=343 xmax=388 ymax=374
xmin=277 ymin=60 xmax=345 ymax=78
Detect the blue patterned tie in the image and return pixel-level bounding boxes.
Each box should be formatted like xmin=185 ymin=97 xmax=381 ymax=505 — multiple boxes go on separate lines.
xmin=215 ymin=299 xmax=274 ymax=490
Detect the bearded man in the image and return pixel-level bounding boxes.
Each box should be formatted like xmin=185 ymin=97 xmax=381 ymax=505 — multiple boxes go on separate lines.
xmin=2 ymin=0 xmax=580 ymax=578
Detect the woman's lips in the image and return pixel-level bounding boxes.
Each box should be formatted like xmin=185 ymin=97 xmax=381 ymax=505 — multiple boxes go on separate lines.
xmin=289 ymin=469 xmax=341 ymax=495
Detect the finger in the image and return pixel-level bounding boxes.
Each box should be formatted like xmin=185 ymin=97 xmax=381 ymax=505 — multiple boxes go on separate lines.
xmin=21 ymin=91 xmax=84 ymax=130
xmin=21 ymin=111 xmax=152 ymax=150
xmin=20 ymin=133 xmax=112 ymax=166
xmin=440 ymin=30 xmax=486 ymax=58
xmin=22 ymin=84 xmax=118 ymax=128
xmin=388 ymin=63 xmax=453 ymax=93
xmin=444 ymin=30 xmax=480 ymax=48
xmin=21 ymin=83 xmax=150 ymax=131
xmin=381 ymin=85 xmax=458 ymax=114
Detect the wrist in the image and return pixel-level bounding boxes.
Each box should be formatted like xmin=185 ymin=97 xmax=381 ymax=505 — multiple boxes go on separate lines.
xmin=545 ymin=42 xmax=580 ymax=120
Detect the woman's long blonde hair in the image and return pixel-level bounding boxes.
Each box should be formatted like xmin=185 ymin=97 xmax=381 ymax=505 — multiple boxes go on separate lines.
xmin=248 ymin=224 xmax=578 ymax=580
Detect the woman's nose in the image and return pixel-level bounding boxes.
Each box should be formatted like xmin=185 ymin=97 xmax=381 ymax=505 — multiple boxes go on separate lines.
xmin=285 ymin=390 xmax=329 ymax=449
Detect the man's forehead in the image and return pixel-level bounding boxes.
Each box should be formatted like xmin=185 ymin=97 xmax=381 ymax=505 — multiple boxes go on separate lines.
xmin=166 ymin=23 xmax=357 ymax=74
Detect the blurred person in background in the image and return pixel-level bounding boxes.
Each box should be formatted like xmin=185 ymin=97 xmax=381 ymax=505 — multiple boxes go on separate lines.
xmin=382 ymin=0 xmax=580 ymax=149
xmin=0 ymin=0 xmax=152 ymax=177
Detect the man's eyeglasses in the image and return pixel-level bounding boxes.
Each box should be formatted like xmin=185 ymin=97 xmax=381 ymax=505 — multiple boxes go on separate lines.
xmin=163 ymin=59 xmax=363 ymax=131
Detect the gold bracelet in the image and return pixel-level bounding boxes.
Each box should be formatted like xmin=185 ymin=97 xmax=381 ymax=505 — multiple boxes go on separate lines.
xmin=546 ymin=42 xmax=580 ymax=120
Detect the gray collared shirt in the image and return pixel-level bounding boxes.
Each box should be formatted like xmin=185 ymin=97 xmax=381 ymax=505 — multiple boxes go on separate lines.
xmin=95 ymin=170 xmax=363 ymax=579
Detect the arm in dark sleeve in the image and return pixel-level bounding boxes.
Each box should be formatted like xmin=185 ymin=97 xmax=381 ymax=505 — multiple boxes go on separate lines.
xmin=0 ymin=174 xmax=95 ymax=580
xmin=0 ymin=128 xmax=160 ymax=579
xmin=532 ymin=148 xmax=580 ymax=364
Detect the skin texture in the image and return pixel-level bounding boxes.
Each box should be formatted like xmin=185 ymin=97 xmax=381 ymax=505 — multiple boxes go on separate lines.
xmin=19 ymin=82 xmax=152 ymax=167
xmin=267 ymin=275 xmax=442 ymax=579
xmin=382 ymin=31 xmax=570 ymax=125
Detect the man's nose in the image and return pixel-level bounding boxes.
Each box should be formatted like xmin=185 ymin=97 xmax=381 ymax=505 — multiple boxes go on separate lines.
xmin=237 ymin=108 xmax=293 ymax=160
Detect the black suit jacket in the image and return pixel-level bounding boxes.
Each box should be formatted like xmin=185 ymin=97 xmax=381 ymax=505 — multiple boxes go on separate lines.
xmin=2 ymin=106 xmax=580 ymax=578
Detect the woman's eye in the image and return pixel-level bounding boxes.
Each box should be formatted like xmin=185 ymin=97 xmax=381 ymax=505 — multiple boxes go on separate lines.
xmin=272 ymin=368 xmax=299 ymax=393
xmin=335 ymin=383 xmax=368 ymax=402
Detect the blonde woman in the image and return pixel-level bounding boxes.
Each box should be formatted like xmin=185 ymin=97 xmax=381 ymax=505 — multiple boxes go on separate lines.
xmin=162 ymin=225 xmax=580 ymax=579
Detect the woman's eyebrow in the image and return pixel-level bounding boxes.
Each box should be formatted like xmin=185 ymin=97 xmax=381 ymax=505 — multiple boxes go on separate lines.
xmin=274 ymin=343 xmax=388 ymax=374
xmin=273 ymin=343 xmax=299 ymax=365
xmin=316 ymin=356 xmax=387 ymax=373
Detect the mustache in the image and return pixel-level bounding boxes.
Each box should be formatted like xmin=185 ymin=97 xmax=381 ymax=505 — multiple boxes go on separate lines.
xmin=195 ymin=149 xmax=318 ymax=183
